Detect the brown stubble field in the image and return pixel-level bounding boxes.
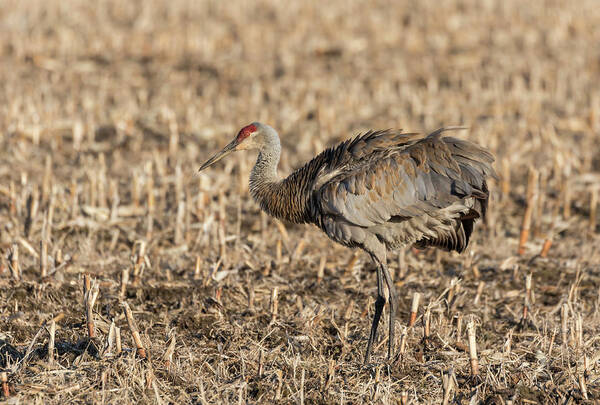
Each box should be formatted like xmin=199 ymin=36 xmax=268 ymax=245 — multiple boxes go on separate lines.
xmin=1 ymin=0 xmax=599 ymax=403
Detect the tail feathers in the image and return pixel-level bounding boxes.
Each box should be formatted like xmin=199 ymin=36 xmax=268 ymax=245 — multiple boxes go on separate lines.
xmin=414 ymin=133 xmax=495 ymax=254
xmin=414 ymin=209 xmax=477 ymax=253
xmin=444 ymin=137 xmax=497 ymax=181
xmin=444 ymin=136 xmax=495 ymax=221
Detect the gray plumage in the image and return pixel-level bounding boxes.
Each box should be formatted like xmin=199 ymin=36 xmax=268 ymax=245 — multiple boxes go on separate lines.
xmin=199 ymin=122 xmax=497 ymax=363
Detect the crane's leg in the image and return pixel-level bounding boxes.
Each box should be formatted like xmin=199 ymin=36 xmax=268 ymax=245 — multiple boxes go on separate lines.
xmin=381 ymin=263 xmax=397 ymax=360
xmin=364 ymin=260 xmax=385 ymax=364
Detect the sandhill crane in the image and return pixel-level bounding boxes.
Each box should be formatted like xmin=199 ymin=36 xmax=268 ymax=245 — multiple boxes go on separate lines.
xmin=199 ymin=122 xmax=496 ymax=363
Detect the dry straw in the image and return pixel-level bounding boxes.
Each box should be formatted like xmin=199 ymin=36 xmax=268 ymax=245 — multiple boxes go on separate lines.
xmin=122 ymin=302 xmax=147 ymax=359
xmin=83 ymin=275 xmax=99 ymax=338
xmin=518 ymin=167 xmax=539 ymax=256
xmin=422 ymin=305 xmax=431 ymax=341
xmin=591 ymin=188 xmax=598 ymax=233
xmin=539 ymin=238 xmax=553 ymax=257
xmin=1 ymin=372 xmax=8 ymax=397
xmin=561 ymin=303 xmax=569 ymax=347
xmin=131 ymin=241 xmax=146 ymax=286
xmin=107 ymin=320 xmax=116 ymax=355
xmin=467 ymin=319 xmax=479 ymax=377
xmin=164 ymin=331 xmax=176 ymax=369
xmin=270 ymin=287 xmax=279 ymax=324
xmin=120 ymin=267 xmax=129 ymax=298
xmin=194 ymin=256 xmax=202 ymax=280
xmin=317 ymin=256 xmax=326 ymax=283
xmin=40 ymin=215 xmax=49 ymax=278
xmin=578 ymin=373 xmax=588 ymax=400
xmin=9 ymin=243 xmax=20 ymax=281
xmin=47 ymin=320 xmax=56 ymax=365
xmin=115 ymin=327 xmax=122 ymax=355
xmin=473 ymin=281 xmax=485 ymax=306
xmin=408 ymin=292 xmax=420 ymax=327
xmin=441 ymin=368 xmax=456 ymax=405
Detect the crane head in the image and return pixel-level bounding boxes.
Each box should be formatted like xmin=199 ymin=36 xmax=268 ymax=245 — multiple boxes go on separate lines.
xmin=198 ymin=123 xmax=260 ymax=171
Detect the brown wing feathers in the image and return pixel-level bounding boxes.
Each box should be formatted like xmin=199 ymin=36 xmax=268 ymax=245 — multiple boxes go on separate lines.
xmin=314 ymin=128 xmax=496 ymax=253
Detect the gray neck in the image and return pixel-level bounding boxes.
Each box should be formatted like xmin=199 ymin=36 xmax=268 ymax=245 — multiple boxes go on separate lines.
xmin=249 ymin=127 xmax=281 ymax=191
xmin=248 ymin=127 xmax=309 ymax=223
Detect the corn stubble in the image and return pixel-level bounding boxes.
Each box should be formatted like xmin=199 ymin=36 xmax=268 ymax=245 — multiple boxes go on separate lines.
xmin=0 ymin=0 xmax=599 ymax=403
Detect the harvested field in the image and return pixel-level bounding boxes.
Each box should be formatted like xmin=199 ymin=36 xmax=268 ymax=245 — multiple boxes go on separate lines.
xmin=1 ymin=0 xmax=600 ymax=403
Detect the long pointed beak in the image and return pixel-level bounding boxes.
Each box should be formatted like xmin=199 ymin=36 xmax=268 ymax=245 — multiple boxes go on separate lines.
xmin=198 ymin=140 xmax=237 ymax=172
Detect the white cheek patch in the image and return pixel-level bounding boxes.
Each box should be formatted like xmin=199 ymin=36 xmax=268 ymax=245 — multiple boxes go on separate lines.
xmin=238 ymin=136 xmax=258 ymax=150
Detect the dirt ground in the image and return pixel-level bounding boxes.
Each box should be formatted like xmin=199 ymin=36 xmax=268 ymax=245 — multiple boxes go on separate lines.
xmin=1 ymin=0 xmax=600 ymax=403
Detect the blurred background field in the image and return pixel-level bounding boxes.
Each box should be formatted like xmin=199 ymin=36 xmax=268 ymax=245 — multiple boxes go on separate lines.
xmin=0 ymin=0 xmax=599 ymax=403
